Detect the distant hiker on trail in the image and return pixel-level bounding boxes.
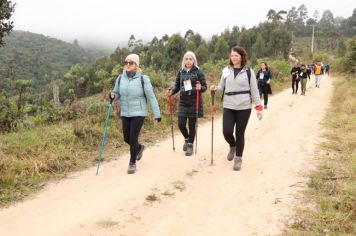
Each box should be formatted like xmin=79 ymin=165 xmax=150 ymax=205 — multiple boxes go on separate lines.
xmin=256 ymin=62 xmax=272 ymax=109
xmin=167 ymin=51 xmax=207 ymax=156
xmin=307 ymin=64 xmax=312 ymax=81
xmin=210 ymin=46 xmax=262 ymax=171
xmin=110 ymin=54 xmax=161 ymax=174
xmin=314 ymin=61 xmax=323 ymax=88
xmin=324 ymin=64 xmax=330 ymax=75
xmin=291 ymin=62 xmax=301 ymax=94
xmin=299 ymin=64 xmax=308 ymax=95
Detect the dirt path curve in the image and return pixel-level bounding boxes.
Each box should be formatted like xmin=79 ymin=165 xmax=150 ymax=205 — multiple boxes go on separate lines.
xmin=0 ymin=75 xmax=333 ymax=236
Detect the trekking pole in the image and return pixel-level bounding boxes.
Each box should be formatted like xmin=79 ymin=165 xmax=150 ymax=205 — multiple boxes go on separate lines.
xmin=168 ymin=93 xmax=175 ymax=151
xmin=211 ymin=90 xmax=215 ymax=165
xmin=96 ymin=96 xmax=114 ymax=175
xmin=195 ymin=81 xmax=200 ymax=155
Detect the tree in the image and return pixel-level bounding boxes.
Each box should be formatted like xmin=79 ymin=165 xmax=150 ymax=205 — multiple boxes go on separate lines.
xmin=342 ymin=36 xmax=356 ymax=72
xmin=319 ymin=10 xmax=335 ymax=28
xmin=128 ymin=34 xmax=135 ymax=51
xmin=0 ymin=0 xmax=15 ymax=47
xmin=15 ymin=79 xmax=32 ymax=119
xmin=267 ymin=28 xmax=291 ymax=59
xmin=266 ymin=9 xmax=287 ymax=23
xmin=312 ymin=10 xmax=320 ymax=22
xmin=297 ymin=4 xmax=308 ymax=25
xmin=195 ymin=43 xmax=209 ymax=65
xmin=164 ymin=34 xmax=185 ymax=70
xmin=252 ymin=33 xmax=266 ymax=58
xmin=184 ymin=29 xmax=194 ymax=40
xmin=213 ymin=37 xmax=229 ymax=61
xmin=286 ymin=6 xmax=299 ymax=26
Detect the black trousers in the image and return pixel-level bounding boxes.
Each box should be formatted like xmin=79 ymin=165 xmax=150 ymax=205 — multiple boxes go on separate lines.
xmin=122 ymin=116 xmax=145 ymax=164
xmin=222 ymin=108 xmax=251 ymax=157
xmin=292 ymin=78 xmax=299 ymax=93
xmin=178 ymin=116 xmax=197 ymax=144
xmin=258 ymin=85 xmax=269 ymax=106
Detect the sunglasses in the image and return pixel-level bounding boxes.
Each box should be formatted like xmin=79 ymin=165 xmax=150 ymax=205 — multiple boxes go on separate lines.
xmin=124 ymin=61 xmax=135 ymax=66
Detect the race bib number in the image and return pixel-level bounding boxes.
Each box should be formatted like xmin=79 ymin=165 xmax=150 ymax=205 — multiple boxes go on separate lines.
xmin=259 ymin=73 xmax=264 ymax=79
xmin=300 ymin=72 xmax=304 ymax=76
xmin=183 ymin=79 xmax=192 ymax=91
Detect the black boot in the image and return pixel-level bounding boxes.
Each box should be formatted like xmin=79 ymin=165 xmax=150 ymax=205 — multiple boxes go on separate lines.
xmin=185 ymin=143 xmax=193 ymax=156
xmin=183 ymin=138 xmax=188 ymax=151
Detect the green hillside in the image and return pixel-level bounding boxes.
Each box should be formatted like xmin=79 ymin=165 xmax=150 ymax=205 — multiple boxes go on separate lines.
xmin=0 ymin=30 xmax=97 ymax=88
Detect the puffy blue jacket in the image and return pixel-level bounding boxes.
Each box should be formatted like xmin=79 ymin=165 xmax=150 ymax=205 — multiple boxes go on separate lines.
xmin=112 ymin=72 xmax=161 ymax=119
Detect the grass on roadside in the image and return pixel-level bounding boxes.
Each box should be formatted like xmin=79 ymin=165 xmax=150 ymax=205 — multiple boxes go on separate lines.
xmin=285 ymin=75 xmax=356 ymax=235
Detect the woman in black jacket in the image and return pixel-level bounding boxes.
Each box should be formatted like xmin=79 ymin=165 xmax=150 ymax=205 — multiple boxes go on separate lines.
xmin=291 ymin=63 xmax=301 ymax=94
xmin=167 ymin=51 xmax=207 ymax=156
xmin=256 ymin=62 xmax=272 ymax=109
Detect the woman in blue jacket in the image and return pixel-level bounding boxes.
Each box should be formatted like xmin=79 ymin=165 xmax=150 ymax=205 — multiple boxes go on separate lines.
xmin=110 ymin=54 xmax=161 ymax=174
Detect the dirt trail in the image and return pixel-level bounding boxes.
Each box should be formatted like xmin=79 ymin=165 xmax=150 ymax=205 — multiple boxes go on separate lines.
xmin=0 ymin=75 xmax=333 ymax=236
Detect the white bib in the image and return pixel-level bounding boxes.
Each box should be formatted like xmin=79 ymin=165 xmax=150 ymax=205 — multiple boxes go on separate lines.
xmin=183 ymin=79 xmax=192 ymax=91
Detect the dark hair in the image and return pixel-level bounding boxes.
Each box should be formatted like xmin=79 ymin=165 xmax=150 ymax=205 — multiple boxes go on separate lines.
xmin=229 ymin=46 xmax=248 ymax=68
xmin=261 ymin=62 xmax=269 ymax=70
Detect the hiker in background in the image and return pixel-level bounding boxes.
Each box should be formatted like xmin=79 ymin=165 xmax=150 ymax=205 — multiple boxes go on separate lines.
xmin=290 ymin=62 xmax=301 ymax=94
xmin=110 ymin=54 xmax=161 ymax=174
xmin=210 ymin=46 xmax=262 ymax=171
xmin=314 ymin=61 xmax=323 ymax=88
xmin=256 ymin=62 xmax=272 ymax=109
xmin=299 ymin=64 xmax=308 ymax=95
xmin=307 ymin=64 xmax=312 ymax=81
xmin=167 ymin=51 xmax=207 ymax=156
xmin=324 ymin=64 xmax=330 ymax=75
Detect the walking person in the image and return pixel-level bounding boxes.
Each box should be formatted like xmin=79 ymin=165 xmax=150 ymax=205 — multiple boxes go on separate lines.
xmin=291 ymin=62 xmax=301 ymax=94
xmin=299 ymin=64 xmax=308 ymax=95
xmin=314 ymin=61 xmax=323 ymax=88
xmin=307 ymin=64 xmax=312 ymax=81
xmin=324 ymin=64 xmax=330 ymax=75
xmin=256 ymin=62 xmax=272 ymax=109
xmin=210 ymin=46 xmax=262 ymax=171
xmin=167 ymin=51 xmax=207 ymax=156
xmin=110 ymin=54 xmax=161 ymax=174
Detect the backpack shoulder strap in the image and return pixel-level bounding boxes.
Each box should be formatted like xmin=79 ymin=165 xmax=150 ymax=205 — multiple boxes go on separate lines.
xmin=141 ymin=75 xmax=147 ymax=103
xmin=246 ymin=67 xmax=251 ymax=87
xmin=117 ymin=75 xmax=122 ymax=87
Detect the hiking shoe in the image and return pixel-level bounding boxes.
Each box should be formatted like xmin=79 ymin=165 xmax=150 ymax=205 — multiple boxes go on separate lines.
xmin=136 ymin=144 xmax=145 ymax=161
xmin=233 ymin=156 xmax=242 ymax=171
xmin=185 ymin=143 xmax=193 ymax=156
xmin=183 ymin=139 xmax=188 ymax=151
xmin=227 ymin=146 xmax=235 ymax=161
xmin=127 ymin=163 xmax=136 ymax=174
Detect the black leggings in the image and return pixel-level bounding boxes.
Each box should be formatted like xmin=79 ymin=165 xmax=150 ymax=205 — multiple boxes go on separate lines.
xmin=122 ymin=116 xmax=145 ymax=164
xmin=258 ymin=87 xmax=269 ymax=106
xmin=223 ymin=108 xmax=251 ymax=157
xmin=178 ymin=116 xmax=197 ymax=144
xmin=292 ymin=78 xmax=299 ymax=93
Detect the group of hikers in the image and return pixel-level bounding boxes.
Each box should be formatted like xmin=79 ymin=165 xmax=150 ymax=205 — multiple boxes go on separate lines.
xmin=290 ymin=61 xmax=329 ymax=95
xmin=108 ymin=46 xmax=326 ymax=174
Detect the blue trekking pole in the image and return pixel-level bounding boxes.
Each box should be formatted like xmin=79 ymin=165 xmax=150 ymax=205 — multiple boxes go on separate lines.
xmin=96 ymin=96 xmax=114 ymax=175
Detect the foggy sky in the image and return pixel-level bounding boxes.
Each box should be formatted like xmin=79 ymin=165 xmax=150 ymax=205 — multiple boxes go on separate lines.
xmin=11 ymin=0 xmax=356 ymax=49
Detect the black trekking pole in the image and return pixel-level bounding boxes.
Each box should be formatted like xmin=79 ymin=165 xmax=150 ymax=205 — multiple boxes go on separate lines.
xmin=96 ymin=96 xmax=114 ymax=175
xmin=195 ymin=81 xmax=200 ymax=155
xmin=211 ymin=90 xmax=215 ymax=165
xmin=168 ymin=93 xmax=175 ymax=151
